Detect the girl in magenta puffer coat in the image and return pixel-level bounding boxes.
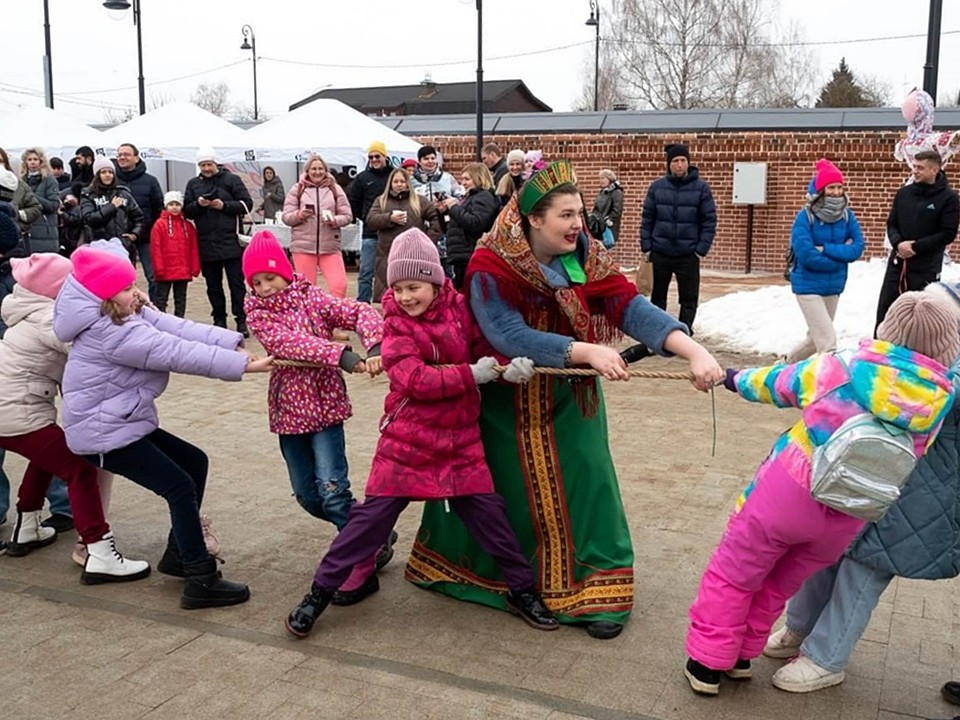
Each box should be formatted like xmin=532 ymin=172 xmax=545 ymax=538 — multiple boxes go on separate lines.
xmin=283 ymin=228 xmax=558 ymax=639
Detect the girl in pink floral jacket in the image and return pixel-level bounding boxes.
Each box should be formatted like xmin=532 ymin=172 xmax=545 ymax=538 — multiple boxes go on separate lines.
xmin=242 ymin=231 xmax=383 ymax=534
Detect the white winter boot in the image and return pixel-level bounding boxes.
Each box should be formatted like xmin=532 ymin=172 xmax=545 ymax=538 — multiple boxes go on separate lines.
xmin=6 ymin=510 xmax=57 ymax=556
xmin=81 ymin=532 xmax=151 ymax=585
xmin=764 ymin=626 xmax=805 ymax=659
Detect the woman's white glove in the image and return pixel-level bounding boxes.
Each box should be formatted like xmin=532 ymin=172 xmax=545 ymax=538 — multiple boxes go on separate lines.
xmin=470 ymin=356 xmax=500 ymax=385
xmin=502 ymin=357 xmax=535 ymax=384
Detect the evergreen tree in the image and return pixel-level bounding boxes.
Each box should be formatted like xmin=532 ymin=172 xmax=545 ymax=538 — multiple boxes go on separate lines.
xmin=816 ymin=58 xmax=884 ymax=108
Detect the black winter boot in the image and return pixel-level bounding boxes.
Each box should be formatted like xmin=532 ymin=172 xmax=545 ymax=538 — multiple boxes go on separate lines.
xmin=286 ymin=584 xmax=333 ymax=639
xmin=506 ymin=589 xmax=559 ymax=631
xmin=375 ymin=529 xmax=399 ymax=570
xmin=180 ymin=558 xmax=250 ymax=610
xmin=157 ymin=534 xmax=185 ymax=577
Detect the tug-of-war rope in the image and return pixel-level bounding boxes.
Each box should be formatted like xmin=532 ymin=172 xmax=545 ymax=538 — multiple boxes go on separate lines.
xmin=270 ymin=359 xmax=718 ymax=455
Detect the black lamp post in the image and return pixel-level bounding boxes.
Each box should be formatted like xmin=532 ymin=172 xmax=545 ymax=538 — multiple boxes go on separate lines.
xmin=475 ymin=0 xmax=483 ymax=160
xmin=923 ymin=0 xmax=943 ymax=103
xmin=43 ymin=0 xmax=54 ymax=108
xmin=585 ymin=1 xmax=600 ymax=112
xmin=240 ymin=25 xmax=259 ymax=121
xmin=103 ymin=0 xmax=145 ymax=115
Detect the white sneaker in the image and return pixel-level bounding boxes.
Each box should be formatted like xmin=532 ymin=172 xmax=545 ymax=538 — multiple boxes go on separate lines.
xmin=764 ymin=626 xmax=805 ymax=659
xmin=771 ymin=655 xmax=845 ymax=693
xmin=81 ymin=532 xmax=151 ymax=585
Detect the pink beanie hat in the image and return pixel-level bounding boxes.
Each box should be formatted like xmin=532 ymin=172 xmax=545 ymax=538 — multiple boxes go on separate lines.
xmin=242 ymin=230 xmax=293 ymax=286
xmin=10 ymin=253 xmax=72 ymax=299
xmin=387 ymin=228 xmax=444 ymax=287
xmin=814 ymin=158 xmax=844 ymax=193
xmin=71 ymin=245 xmax=137 ymax=301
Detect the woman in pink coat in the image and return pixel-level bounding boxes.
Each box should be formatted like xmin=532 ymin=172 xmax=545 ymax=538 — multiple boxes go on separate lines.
xmin=281 ymin=154 xmax=353 ymax=298
xmin=283 ymin=228 xmax=558 ymax=639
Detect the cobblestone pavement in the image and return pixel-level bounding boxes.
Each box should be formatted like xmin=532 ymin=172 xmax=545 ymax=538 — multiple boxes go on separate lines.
xmin=1 ymin=271 xmax=958 ymax=720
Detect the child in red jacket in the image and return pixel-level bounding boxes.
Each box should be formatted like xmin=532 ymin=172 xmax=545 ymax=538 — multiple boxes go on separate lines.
xmin=284 ymin=228 xmax=557 ymax=638
xmin=150 ymin=191 xmax=200 ymax=317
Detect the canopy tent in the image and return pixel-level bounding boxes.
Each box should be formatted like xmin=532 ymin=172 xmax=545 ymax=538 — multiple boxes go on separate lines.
xmin=219 ymin=99 xmax=421 ymax=167
xmin=0 ymin=106 xmax=102 ymax=160
xmin=98 ymin=102 xmax=245 ymax=162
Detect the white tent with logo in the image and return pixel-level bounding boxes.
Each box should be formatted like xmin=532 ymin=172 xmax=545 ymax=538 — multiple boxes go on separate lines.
xmin=220 ymin=99 xmax=420 ymax=167
xmin=0 ymin=106 xmax=103 ymax=160
xmin=98 ymin=102 xmax=246 ymax=163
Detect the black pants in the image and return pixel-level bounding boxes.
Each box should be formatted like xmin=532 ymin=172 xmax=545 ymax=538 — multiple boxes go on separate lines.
xmin=450 ymin=259 xmax=470 ymax=291
xmin=650 ymin=251 xmax=700 ymax=333
xmin=200 ymin=258 xmax=246 ymax=325
xmin=84 ymin=428 xmax=210 ymax=565
xmin=156 ymin=280 xmax=189 ymax=318
xmin=874 ymin=255 xmax=940 ymax=336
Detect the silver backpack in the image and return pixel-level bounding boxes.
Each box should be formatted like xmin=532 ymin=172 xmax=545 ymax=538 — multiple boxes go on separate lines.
xmin=810 ymin=413 xmax=917 ymax=522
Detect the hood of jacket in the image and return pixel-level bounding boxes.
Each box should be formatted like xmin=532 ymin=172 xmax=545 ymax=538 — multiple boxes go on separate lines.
xmin=914 ymin=171 xmax=950 ymax=197
xmin=1 ymin=284 xmax=53 ymax=327
xmin=114 ymin=159 xmax=147 ymax=183
xmin=53 ymin=274 xmax=110 ymax=343
xmin=847 ymin=338 xmax=955 ymax=434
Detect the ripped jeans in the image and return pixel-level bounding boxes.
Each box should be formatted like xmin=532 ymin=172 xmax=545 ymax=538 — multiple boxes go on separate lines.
xmin=279 ymin=425 xmax=355 ymax=531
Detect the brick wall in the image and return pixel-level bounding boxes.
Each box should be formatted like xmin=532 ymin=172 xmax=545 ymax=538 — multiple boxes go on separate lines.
xmin=413 ymin=131 xmax=908 ymax=272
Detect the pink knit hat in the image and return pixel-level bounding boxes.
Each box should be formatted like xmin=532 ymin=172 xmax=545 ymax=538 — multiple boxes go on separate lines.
xmin=877 ymin=291 xmax=960 ymax=367
xmin=814 ymin=158 xmax=844 ymax=193
xmin=10 ymin=253 xmax=72 ymax=299
xmin=387 ymin=228 xmax=444 ymax=287
xmin=242 ymin=230 xmax=293 ymax=286
xmin=71 ymin=245 xmax=137 ymax=301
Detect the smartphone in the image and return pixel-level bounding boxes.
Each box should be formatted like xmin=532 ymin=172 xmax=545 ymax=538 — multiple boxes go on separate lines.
xmin=305 ymin=203 xmax=316 ymax=212
xmin=202 ymin=191 xmax=217 ymax=200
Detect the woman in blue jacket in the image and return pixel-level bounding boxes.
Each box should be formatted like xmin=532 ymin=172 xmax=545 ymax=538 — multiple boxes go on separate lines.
xmin=785 ymin=159 xmax=864 ymax=363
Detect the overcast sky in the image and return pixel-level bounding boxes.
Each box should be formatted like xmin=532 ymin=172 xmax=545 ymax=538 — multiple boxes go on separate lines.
xmin=3 ymin=0 xmax=959 ymax=124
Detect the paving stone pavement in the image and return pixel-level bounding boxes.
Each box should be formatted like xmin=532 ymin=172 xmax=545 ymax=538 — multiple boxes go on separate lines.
xmin=1 ymin=270 xmax=959 ymax=720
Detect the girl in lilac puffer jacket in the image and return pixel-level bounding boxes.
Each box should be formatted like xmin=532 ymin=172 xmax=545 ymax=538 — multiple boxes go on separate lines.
xmin=53 ymin=241 xmax=273 ymax=610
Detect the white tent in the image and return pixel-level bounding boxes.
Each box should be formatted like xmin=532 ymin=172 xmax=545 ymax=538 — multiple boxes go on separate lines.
xmin=220 ymin=99 xmax=421 ymax=167
xmin=0 ymin=106 xmax=102 ymax=160
xmin=98 ymin=102 xmax=245 ymax=163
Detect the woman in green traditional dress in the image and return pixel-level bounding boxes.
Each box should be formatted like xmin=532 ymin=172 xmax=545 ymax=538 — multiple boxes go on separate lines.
xmin=405 ymin=160 xmax=724 ymax=639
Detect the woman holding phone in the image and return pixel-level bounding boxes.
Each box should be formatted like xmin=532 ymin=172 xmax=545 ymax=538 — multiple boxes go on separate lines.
xmin=365 ymin=167 xmax=441 ymax=303
xmin=281 ymin=155 xmax=353 ymax=298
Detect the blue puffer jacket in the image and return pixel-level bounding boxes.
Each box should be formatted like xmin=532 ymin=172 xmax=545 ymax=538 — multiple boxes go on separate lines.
xmin=846 ymin=357 xmax=960 ymax=580
xmin=640 ymin=166 xmax=717 ymax=257
xmin=789 ymin=201 xmax=864 ymax=296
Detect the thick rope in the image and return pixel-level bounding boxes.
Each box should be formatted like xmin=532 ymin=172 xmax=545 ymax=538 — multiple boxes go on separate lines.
xmin=272 ymin=358 xmax=693 ymax=380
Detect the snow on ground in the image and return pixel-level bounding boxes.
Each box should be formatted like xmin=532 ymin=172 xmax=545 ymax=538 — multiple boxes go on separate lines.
xmin=694 ymin=258 xmax=960 ymax=356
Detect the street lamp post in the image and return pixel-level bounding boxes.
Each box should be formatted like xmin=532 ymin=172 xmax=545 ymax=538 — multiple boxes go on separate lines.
xmin=103 ymin=0 xmax=145 ymax=115
xmin=42 ymin=0 xmax=54 ymax=109
xmin=240 ymin=25 xmax=259 ymax=121
xmin=476 ymin=0 xmax=483 ymax=160
xmin=923 ymin=0 xmax=943 ymax=103
xmin=585 ymin=1 xmax=600 ymax=112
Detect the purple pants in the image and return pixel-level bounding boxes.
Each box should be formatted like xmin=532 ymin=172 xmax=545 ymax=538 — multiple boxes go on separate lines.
xmin=314 ymin=494 xmax=535 ymax=592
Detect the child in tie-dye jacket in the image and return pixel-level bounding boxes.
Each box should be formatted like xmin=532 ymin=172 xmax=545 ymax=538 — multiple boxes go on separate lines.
xmin=684 ymin=292 xmax=959 ymax=696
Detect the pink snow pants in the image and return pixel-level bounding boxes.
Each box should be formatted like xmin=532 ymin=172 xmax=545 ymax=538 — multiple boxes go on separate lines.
xmin=686 ymin=457 xmax=865 ymax=670
xmin=292 ymin=252 xmax=348 ymax=299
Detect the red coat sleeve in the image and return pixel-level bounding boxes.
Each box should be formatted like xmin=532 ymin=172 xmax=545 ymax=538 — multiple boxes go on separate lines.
xmin=150 ymin=222 xmax=166 ymax=280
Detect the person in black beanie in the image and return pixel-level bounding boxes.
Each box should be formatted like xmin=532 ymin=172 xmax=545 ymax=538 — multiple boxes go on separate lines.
xmin=640 ymin=143 xmax=717 ymax=334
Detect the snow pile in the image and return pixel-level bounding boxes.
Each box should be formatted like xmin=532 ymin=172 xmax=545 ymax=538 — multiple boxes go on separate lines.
xmin=695 ymin=259 xmax=960 ymax=356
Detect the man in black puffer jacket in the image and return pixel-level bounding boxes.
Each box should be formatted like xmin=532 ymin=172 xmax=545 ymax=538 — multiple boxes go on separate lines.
xmin=874 ymin=150 xmax=960 ymax=334
xmin=640 ymin=144 xmax=717 ymax=333
xmin=114 ymin=143 xmax=164 ymax=303
xmin=183 ymin=148 xmax=253 ymax=336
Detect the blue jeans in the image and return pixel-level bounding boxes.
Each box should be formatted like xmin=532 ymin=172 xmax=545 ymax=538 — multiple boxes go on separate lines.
xmin=279 ymin=425 xmax=355 ymax=531
xmin=785 ymin=556 xmax=894 ymax=672
xmin=357 ymin=236 xmax=377 ymax=303
xmin=0 ymin=449 xmax=72 ymax=523
xmin=137 ymin=238 xmax=158 ymax=305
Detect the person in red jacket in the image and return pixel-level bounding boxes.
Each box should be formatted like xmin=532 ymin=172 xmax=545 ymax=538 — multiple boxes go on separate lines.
xmin=150 ymin=191 xmax=200 ymax=317
xmin=284 ymin=228 xmax=558 ymax=638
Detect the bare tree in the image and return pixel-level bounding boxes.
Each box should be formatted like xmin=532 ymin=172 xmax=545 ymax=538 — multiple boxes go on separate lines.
xmin=573 ymin=40 xmax=633 ymax=111
xmin=598 ymin=0 xmax=818 ymax=110
xmin=231 ymin=103 xmax=264 ymax=122
xmin=102 ymin=106 xmax=136 ymax=126
xmin=149 ymin=91 xmax=176 ymax=111
xmin=939 ymin=89 xmax=960 ymax=107
xmin=191 ymin=82 xmax=231 ymax=116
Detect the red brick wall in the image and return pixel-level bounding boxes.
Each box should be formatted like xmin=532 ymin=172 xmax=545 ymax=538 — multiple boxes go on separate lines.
xmin=414 ymin=131 xmax=907 ymax=272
